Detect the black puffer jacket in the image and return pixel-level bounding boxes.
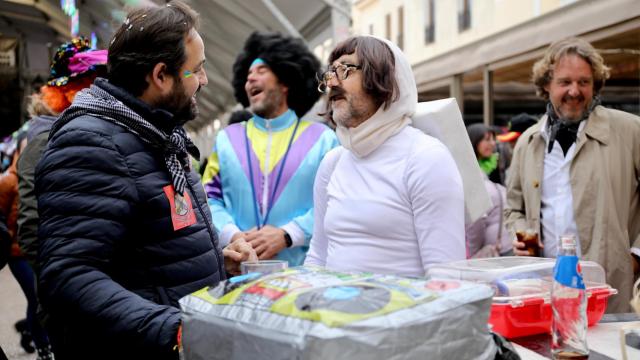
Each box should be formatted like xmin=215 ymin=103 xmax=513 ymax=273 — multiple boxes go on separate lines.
xmin=35 ymin=81 xmax=224 ymax=360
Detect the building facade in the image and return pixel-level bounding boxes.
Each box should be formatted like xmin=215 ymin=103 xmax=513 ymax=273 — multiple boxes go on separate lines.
xmin=352 ymin=0 xmax=640 ymax=125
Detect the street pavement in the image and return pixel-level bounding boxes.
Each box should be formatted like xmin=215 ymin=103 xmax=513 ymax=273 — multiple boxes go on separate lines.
xmin=0 ymin=266 xmax=37 ymax=360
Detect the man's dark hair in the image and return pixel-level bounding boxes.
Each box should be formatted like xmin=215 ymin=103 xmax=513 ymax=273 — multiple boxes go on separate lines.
xmin=107 ymin=1 xmax=199 ymax=96
xmin=328 ymin=36 xmax=399 ymax=110
xmin=232 ymin=32 xmax=321 ymax=118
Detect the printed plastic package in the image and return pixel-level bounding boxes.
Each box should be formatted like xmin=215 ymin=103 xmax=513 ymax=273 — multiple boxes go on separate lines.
xmin=179 ymin=266 xmax=497 ymax=360
xmin=427 ymin=257 xmax=617 ymax=338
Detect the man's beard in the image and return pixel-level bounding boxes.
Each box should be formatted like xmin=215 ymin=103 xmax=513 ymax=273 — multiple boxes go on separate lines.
xmin=332 ymin=100 xmax=358 ymax=128
xmin=250 ymin=87 xmax=284 ymax=119
xmin=329 ymin=86 xmax=373 ymax=128
xmin=159 ymin=80 xmax=199 ymax=125
xmin=555 ymin=93 xmax=590 ymax=123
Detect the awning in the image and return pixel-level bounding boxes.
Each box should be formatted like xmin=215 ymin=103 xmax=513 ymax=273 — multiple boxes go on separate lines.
xmin=1 ymin=0 xmax=345 ymax=135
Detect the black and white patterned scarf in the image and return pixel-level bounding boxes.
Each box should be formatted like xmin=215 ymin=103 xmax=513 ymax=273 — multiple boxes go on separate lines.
xmin=546 ymin=96 xmax=600 ymax=155
xmin=52 ymin=81 xmax=199 ymax=195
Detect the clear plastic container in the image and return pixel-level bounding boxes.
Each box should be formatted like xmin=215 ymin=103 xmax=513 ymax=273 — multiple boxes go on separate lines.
xmin=427 ymin=256 xmax=617 ymax=338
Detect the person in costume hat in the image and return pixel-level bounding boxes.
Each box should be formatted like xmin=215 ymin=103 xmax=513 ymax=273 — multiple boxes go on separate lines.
xmin=2 ymin=35 xmax=105 ymax=360
xmin=18 ymin=35 xmax=108 ymax=268
xmin=496 ymin=112 xmax=538 ymax=144
xmin=202 ymin=32 xmax=338 ymax=266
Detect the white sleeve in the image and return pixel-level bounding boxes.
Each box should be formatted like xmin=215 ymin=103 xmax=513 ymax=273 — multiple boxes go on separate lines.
xmin=304 ymin=148 xmax=342 ymax=267
xmin=219 ymin=223 xmax=242 ymax=247
xmin=406 ymin=140 xmax=466 ymax=272
xmin=281 ymin=221 xmax=306 ymax=248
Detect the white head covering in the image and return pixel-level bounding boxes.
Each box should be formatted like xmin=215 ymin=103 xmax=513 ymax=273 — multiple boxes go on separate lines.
xmin=335 ymin=36 xmax=417 ymax=158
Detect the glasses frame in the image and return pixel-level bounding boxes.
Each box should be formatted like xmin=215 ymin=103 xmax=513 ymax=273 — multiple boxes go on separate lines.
xmin=317 ymin=63 xmax=362 ymax=93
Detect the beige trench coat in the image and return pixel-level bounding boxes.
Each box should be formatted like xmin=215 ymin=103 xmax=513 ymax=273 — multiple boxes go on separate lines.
xmin=505 ymin=106 xmax=640 ymax=313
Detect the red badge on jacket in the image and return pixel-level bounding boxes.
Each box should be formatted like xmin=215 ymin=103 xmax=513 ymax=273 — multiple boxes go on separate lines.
xmin=163 ymin=185 xmax=197 ymax=231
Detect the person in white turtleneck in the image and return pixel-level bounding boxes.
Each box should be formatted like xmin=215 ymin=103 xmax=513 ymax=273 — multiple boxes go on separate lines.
xmin=304 ymin=36 xmax=465 ymax=277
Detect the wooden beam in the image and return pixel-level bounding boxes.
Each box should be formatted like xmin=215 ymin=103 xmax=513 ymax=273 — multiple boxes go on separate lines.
xmin=417 ymin=76 xmax=451 ymax=93
xmin=450 ymin=74 xmax=464 ymax=114
xmin=483 ymin=66 xmax=494 ymax=126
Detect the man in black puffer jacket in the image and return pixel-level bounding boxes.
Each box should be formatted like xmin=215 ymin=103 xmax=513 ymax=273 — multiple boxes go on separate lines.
xmin=34 ymin=2 xmax=256 ymax=359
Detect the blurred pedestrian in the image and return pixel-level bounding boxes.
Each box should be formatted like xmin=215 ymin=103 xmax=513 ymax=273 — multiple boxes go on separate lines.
xmin=11 ymin=38 xmax=105 ymax=360
xmin=495 ymin=113 xmax=538 ymax=181
xmin=496 ymin=112 xmax=539 ymax=145
xmin=35 ymin=2 xmax=255 ymax=359
xmin=505 ymin=37 xmax=640 ymax=313
xmin=0 ymin=128 xmax=53 ymax=359
xmin=18 ymin=36 xmax=106 ymax=270
xmin=0 ymin=213 xmax=9 ymax=269
xmin=467 ymin=123 xmax=504 ymax=184
xmin=305 ymin=36 xmax=465 ymax=276
xmin=202 ymin=32 xmax=338 ymax=266
xmin=465 ymin=124 xmax=511 ymax=258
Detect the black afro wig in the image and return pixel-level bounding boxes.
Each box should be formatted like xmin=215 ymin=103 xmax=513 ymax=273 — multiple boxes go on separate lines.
xmin=232 ymin=32 xmax=321 ymax=118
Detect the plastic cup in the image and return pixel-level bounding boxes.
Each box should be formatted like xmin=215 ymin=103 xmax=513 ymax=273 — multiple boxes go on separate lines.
xmin=515 ymin=221 xmax=540 ymax=257
xmin=240 ymin=260 xmax=288 ymax=275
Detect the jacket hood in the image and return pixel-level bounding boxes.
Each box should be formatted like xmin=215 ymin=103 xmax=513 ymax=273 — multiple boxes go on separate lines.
xmin=336 ymin=36 xmax=417 ymax=158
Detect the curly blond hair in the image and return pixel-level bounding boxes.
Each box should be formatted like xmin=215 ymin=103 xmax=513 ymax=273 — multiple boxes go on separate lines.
xmin=532 ymin=37 xmax=610 ymax=100
xmin=27 ymin=92 xmax=57 ymax=118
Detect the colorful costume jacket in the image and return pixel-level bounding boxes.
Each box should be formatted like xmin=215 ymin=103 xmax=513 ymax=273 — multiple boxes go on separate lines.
xmin=203 ymin=109 xmax=338 ymax=266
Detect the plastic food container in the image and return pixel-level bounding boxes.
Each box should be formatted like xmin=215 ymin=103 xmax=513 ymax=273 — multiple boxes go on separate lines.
xmin=427 ymin=257 xmax=617 ymax=338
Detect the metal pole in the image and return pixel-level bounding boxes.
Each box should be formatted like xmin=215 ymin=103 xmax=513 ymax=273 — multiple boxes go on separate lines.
xmin=483 ymin=66 xmax=494 ymax=126
xmin=450 ymin=74 xmax=464 ymax=115
xmin=260 ymin=0 xmax=303 ymax=39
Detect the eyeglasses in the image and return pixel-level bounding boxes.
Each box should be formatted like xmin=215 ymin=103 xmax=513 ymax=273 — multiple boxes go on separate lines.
xmin=317 ymin=63 xmax=362 ymax=93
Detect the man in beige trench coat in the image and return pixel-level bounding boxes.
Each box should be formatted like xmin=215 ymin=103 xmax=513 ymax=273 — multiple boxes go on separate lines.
xmin=505 ymin=37 xmax=640 ymax=313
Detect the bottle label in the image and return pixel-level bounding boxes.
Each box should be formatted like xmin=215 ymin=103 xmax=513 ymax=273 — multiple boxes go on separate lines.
xmin=553 ymin=255 xmax=585 ymax=289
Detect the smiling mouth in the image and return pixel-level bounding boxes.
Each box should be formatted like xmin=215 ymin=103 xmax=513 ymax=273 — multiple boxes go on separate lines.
xmin=248 ymin=87 xmax=263 ymax=99
xmin=562 ymin=94 xmax=584 ymax=104
xmin=330 ymin=94 xmax=345 ymax=102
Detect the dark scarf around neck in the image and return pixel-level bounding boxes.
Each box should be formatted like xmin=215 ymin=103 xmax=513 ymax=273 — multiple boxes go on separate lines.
xmin=546 ymin=96 xmax=600 ymax=155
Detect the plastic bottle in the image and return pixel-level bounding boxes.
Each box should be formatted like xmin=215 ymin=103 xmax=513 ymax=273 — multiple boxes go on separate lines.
xmin=551 ymin=234 xmax=589 ymax=359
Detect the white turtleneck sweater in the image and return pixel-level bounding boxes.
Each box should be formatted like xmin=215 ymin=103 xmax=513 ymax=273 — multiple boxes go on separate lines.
xmin=305 ymin=36 xmax=465 ymax=276
xmin=305 ymin=126 xmax=466 ymax=277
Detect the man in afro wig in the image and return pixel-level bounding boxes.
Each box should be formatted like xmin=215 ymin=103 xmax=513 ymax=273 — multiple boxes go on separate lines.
xmin=232 ymin=32 xmax=321 ymax=118
xmin=202 ymin=32 xmax=338 ymax=267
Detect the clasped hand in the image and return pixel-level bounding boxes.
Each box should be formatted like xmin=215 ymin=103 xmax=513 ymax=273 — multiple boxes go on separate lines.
xmin=232 ymin=225 xmax=287 ymax=260
xmin=223 ymin=237 xmax=257 ymax=276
